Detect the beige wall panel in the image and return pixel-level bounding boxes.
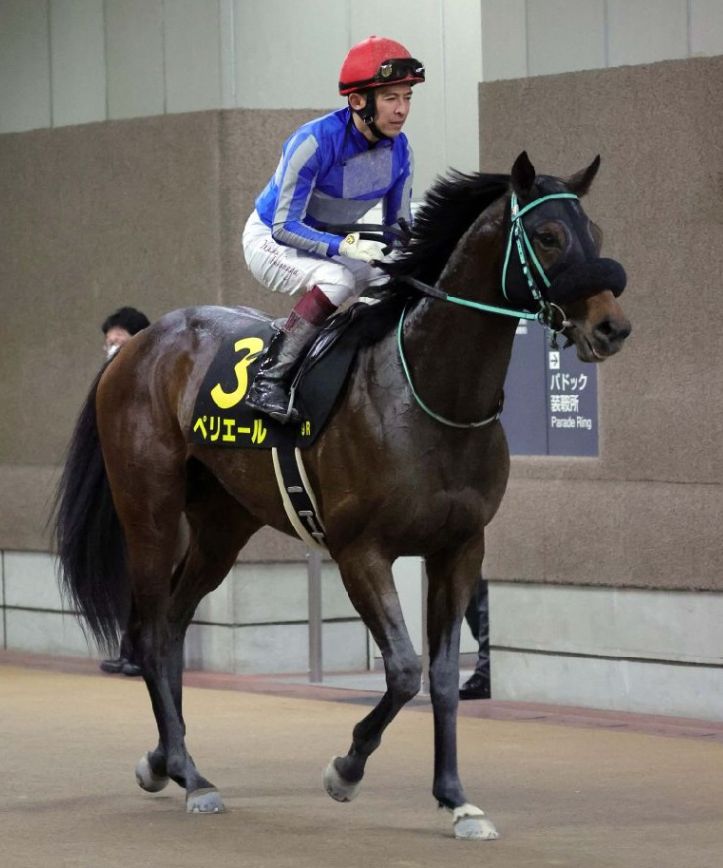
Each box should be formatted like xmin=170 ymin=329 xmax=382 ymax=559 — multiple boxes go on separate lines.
xmin=216 ymin=108 xmax=320 ymax=311
xmin=479 ymin=56 xmax=723 ymax=591
xmin=105 ymin=0 xmax=164 ymax=119
xmin=527 ymin=0 xmax=606 ymax=76
xmin=480 ymin=58 xmax=723 ymax=487
xmin=442 ymin=0 xmax=483 ymax=175
xmin=0 ymin=468 xmax=59 ymax=552
xmin=481 ymin=0 xmax=527 ymax=81
xmin=0 ymin=107 xmax=321 ymax=550
xmin=350 ymin=0 xmax=445 ymax=194
xmin=164 ymin=0 xmax=222 ymax=113
xmin=0 ymin=0 xmax=51 ymax=133
xmin=233 ymin=0 xmax=345 ymax=110
xmin=607 ymin=0 xmax=688 ymax=66
xmin=690 ymin=0 xmax=723 ymax=55
xmin=0 ymin=113 xmax=225 ymax=467
xmin=49 ymin=0 xmax=106 ymax=127
xmin=484 ymin=478 xmax=723 ymax=591
xmin=234 ymin=526 xmax=311 ymax=563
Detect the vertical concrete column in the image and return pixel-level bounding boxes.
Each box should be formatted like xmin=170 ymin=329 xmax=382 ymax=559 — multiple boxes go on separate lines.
xmin=307 ymin=548 xmax=323 ymax=683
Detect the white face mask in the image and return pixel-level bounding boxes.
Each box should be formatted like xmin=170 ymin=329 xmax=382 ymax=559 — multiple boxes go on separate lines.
xmin=105 ymin=343 xmax=120 ymax=360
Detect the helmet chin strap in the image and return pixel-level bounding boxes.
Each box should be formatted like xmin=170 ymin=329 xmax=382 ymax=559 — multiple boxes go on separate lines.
xmin=352 ymin=91 xmax=389 ymax=141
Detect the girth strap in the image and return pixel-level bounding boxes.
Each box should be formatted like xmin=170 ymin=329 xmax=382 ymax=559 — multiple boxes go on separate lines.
xmin=271 ymin=447 xmax=327 ymax=551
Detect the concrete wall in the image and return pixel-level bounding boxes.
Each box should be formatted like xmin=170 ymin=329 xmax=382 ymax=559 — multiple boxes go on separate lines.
xmin=3 ymin=1 xmax=723 ymax=190
xmin=0 ymin=0 xmax=483 ymax=194
xmin=0 ymin=549 xmax=369 ymax=674
xmin=481 ymin=0 xmax=723 ymax=80
xmin=489 ymin=582 xmax=723 ymax=720
xmin=0 ymin=108 xmax=312 ymax=549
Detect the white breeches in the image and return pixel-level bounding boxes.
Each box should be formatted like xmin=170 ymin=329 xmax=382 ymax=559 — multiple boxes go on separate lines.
xmin=242 ymin=211 xmax=387 ymax=306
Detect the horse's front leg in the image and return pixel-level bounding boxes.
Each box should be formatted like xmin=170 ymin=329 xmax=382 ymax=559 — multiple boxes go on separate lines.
xmin=324 ymin=548 xmax=422 ymax=802
xmin=425 ymin=546 xmax=499 ymax=841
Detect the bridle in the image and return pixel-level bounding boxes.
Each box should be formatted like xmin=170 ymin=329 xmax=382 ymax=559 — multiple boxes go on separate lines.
xmin=395 ymin=190 xmax=583 ymax=428
xmin=501 ymin=191 xmax=580 ymax=334
xmin=400 ymin=190 xmax=582 ymax=334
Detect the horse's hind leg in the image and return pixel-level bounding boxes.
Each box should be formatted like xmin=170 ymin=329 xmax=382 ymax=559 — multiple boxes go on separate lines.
xmin=105 ymin=460 xmax=191 ymax=796
xmin=134 ymin=465 xmax=260 ymax=812
xmin=323 ymin=547 xmax=422 ymax=802
xmin=425 ymin=545 xmax=498 ymax=840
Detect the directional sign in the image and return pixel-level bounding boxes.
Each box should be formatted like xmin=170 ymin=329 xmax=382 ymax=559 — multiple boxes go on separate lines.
xmin=502 ymin=322 xmax=598 ymax=456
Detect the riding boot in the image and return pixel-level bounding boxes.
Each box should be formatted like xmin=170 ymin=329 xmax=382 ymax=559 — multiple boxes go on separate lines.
xmin=246 ymin=286 xmax=337 ymax=423
xmin=245 ymin=321 xmax=319 ymax=422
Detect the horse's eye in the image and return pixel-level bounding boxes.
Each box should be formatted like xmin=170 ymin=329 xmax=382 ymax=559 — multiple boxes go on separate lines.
xmin=536 ymin=232 xmax=557 ymax=248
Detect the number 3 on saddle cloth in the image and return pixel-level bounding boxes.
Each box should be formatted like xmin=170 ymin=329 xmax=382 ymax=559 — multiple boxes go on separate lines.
xmin=189 ymin=295 xmax=404 ymax=548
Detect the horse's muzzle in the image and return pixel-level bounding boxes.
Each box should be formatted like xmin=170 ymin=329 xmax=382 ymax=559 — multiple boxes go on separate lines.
xmin=549 ymin=258 xmax=627 ymax=304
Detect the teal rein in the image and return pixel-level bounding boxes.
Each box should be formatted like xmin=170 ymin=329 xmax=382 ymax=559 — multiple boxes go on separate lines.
xmin=397 ymin=190 xmax=579 ymax=429
xmin=396 ymin=311 xmax=503 ymax=429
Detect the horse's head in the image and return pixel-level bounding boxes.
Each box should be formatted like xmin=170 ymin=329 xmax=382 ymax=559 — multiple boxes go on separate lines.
xmin=502 ymin=151 xmax=631 ymax=361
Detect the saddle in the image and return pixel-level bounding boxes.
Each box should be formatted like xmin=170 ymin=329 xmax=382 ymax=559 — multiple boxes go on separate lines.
xmin=189 ymin=288 xmax=410 ymax=452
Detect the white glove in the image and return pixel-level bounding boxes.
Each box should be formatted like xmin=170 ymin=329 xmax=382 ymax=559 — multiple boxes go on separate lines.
xmin=338 ymin=232 xmax=386 ymax=263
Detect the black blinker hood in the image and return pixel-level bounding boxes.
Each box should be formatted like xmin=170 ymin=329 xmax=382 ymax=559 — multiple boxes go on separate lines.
xmin=548 ymin=257 xmax=627 ymax=304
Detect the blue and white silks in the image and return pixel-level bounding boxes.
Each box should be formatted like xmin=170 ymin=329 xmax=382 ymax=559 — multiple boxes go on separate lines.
xmin=255 ymin=107 xmax=413 ymax=258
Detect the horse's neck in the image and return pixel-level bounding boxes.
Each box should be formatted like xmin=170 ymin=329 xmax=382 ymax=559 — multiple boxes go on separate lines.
xmin=402 ymin=228 xmax=518 ymax=423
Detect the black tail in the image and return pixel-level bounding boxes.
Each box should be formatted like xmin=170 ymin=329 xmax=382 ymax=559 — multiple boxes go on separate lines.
xmin=53 ymin=369 xmax=129 ymax=653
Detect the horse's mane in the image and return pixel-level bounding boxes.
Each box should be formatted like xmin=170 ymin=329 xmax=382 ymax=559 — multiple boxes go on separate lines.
xmin=318 ymin=171 xmax=511 ymax=350
xmin=382 ymin=170 xmax=510 ymax=286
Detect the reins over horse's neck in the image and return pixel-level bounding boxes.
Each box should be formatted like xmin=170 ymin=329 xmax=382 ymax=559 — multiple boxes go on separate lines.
xmin=401 ymin=209 xmax=518 ymax=428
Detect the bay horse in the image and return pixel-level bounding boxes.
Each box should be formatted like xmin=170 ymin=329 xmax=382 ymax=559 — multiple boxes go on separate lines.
xmin=54 ymin=152 xmax=631 ymax=839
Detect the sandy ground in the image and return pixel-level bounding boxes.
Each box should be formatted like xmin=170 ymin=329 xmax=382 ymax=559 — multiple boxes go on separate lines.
xmin=1 ymin=659 xmax=722 ymax=868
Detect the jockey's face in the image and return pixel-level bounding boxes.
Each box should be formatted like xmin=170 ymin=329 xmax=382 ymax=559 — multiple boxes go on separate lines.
xmin=350 ymin=84 xmax=413 ymax=141
xmin=372 ymin=84 xmax=413 ymax=137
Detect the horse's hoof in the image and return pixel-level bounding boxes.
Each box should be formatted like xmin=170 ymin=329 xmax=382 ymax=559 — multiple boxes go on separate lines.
xmin=186 ymin=787 xmax=225 ymax=814
xmin=323 ymin=757 xmax=361 ymax=803
xmin=135 ymin=753 xmax=169 ymax=793
xmin=452 ymin=803 xmax=499 ymax=840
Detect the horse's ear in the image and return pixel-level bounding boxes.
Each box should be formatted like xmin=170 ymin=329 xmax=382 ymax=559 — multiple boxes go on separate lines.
xmin=511 ymin=151 xmax=536 ymax=196
xmin=566 ymin=155 xmax=601 ymax=197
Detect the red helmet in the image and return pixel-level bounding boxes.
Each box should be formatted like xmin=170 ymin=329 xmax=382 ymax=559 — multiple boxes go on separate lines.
xmin=338 ymin=36 xmax=425 ymax=96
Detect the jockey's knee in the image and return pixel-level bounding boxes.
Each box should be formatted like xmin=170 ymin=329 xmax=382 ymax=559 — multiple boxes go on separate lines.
xmin=315 ymin=277 xmax=358 ymax=308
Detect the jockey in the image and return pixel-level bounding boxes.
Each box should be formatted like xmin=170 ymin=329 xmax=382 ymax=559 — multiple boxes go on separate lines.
xmin=243 ymin=35 xmax=425 ymax=423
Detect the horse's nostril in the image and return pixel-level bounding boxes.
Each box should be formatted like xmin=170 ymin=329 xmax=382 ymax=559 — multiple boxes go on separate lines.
xmin=595 ymin=318 xmax=631 ymax=344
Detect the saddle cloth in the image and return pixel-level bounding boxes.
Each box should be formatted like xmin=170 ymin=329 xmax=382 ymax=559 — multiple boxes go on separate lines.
xmin=188 ymin=291 xmax=407 ymax=452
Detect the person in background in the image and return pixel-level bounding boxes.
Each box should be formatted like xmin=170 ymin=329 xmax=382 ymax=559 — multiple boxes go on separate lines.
xmin=98 ymin=306 xmax=150 ymax=676
xmin=102 ymin=306 xmax=151 ymax=360
xmin=459 ymin=575 xmax=491 ymax=699
xmin=242 ymin=35 xmax=425 ymax=423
